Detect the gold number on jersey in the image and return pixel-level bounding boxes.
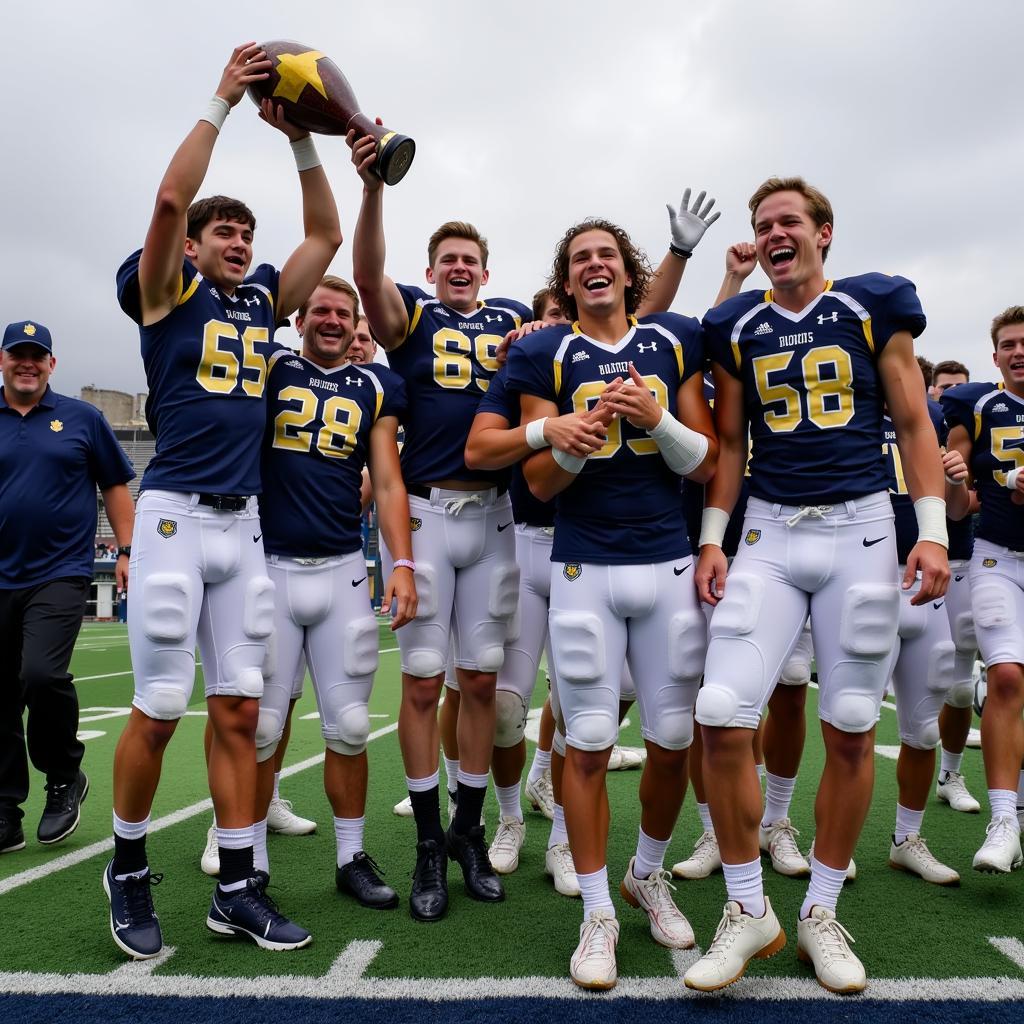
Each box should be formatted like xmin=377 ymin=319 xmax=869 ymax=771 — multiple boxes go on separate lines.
xmin=272 ymin=387 xmax=363 ymax=460
xmin=431 ymin=328 xmax=503 ymax=392
xmin=569 ymin=375 xmax=669 ymax=459
xmin=752 ymin=344 xmax=854 ymax=433
xmin=882 ymin=442 xmax=908 ymax=495
xmin=989 ymin=425 xmax=1024 ymax=486
xmin=196 ymin=321 xmax=269 ymax=397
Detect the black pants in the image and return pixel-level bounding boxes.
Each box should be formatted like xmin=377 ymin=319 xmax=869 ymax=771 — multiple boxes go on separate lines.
xmin=0 ymin=577 xmax=89 ymax=821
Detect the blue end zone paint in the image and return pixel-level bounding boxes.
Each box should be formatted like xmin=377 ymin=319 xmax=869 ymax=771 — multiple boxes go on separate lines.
xmin=3 ymin=996 xmax=1024 ymax=1024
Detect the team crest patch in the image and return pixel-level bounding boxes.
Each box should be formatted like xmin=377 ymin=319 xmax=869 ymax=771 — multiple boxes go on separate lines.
xmin=49 ymin=419 xmax=63 ymax=432
xmin=157 ymin=519 xmax=178 ymax=539
xmin=562 ymin=562 xmax=582 ymax=581
xmin=23 ymin=322 xmax=37 ymax=336
xmin=983 ymin=557 xmax=998 ymax=568
xmin=744 ymin=529 xmax=761 ymax=546
xmin=409 ymin=517 xmax=422 ymax=532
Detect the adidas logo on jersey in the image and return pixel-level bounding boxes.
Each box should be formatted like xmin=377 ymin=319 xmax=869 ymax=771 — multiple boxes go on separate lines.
xmin=754 ymin=322 xmax=773 ymax=336
xmin=286 ymin=359 xmax=304 ymax=369
xmin=572 ymin=350 xmax=590 ymax=363
xmin=992 ymin=402 xmax=1009 ymax=412
xmin=817 ymin=311 xmax=839 ymax=324
xmin=435 ymin=307 xmax=451 ymax=317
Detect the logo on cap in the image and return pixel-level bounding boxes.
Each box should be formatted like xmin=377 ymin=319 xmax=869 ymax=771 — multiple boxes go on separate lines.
xmin=23 ymin=323 xmax=37 ymax=336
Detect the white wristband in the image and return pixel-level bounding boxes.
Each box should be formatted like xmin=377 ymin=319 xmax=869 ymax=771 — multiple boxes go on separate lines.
xmin=914 ymin=496 xmax=949 ymax=548
xmin=525 ymin=417 xmax=549 ymax=451
xmin=291 ymin=135 xmax=322 ymax=172
xmin=1007 ymin=468 xmax=1021 ymax=491
xmin=699 ymin=506 xmax=730 ymax=549
xmin=200 ymin=96 xmax=230 ymax=132
xmin=553 ymin=447 xmax=587 ymax=474
xmin=647 ymin=407 xmax=709 ymax=476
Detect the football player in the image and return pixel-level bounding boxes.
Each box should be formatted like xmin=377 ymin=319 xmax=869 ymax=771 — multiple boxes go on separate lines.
xmin=254 ymin=275 xmax=414 ymax=910
xmin=685 ymin=176 xmax=947 ymax=995
xmin=106 ymin=44 xmax=341 ymax=958
xmin=507 ymin=219 xmax=717 ymax=989
xmin=941 ymin=306 xmax=1024 ymax=872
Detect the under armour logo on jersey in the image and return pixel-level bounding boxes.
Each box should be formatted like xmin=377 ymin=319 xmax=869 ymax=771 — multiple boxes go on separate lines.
xmin=345 ymin=375 xmax=364 ymax=387
xmin=243 ymin=296 xmax=260 ymax=307
xmin=484 ymin=314 xmax=503 ymax=323
xmin=817 ymin=312 xmax=839 ymax=324
xmin=754 ymin=322 xmax=773 ymax=336
xmin=637 ymin=341 xmax=657 ymax=353
xmin=571 ymin=350 xmax=589 ymax=363
xmin=992 ymin=402 xmax=1009 ymax=413
xmin=286 ymin=359 xmax=304 ymax=369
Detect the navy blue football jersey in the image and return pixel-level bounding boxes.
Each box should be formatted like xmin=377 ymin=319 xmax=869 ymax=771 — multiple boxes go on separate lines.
xmin=507 ymin=313 xmax=704 ymax=564
xmin=475 ymin=365 xmax=553 ymax=527
xmin=941 ymin=382 xmax=1024 ymax=551
xmin=705 ymin=273 xmax=926 ymax=505
xmin=116 ymin=251 xmax=286 ymax=495
xmin=259 ymin=354 xmax=407 ymax=557
xmin=386 ymin=285 xmax=526 ymax=484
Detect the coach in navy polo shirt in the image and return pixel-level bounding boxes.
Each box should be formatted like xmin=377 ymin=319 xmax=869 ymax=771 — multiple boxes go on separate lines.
xmin=0 ymin=320 xmax=135 ymax=853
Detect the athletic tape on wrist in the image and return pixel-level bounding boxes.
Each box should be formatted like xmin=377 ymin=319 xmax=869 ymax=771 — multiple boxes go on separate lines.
xmin=291 ymin=135 xmax=321 ymax=172
xmin=699 ymin=506 xmax=730 ymax=549
xmin=200 ymin=96 xmax=230 ymax=132
xmin=552 ymin=447 xmax=587 ymax=474
xmin=1007 ymin=468 xmax=1021 ymax=492
xmin=914 ymin=496 xmax=949 ymax=547
xmin=525 ymin=417 xmax=550 ymax=451
xmin=647 ymin=407 xmax=708 ymax=476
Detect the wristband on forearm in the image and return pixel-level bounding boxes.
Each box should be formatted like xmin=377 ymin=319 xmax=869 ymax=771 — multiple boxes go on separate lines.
xmin=914 ymin=496 xmax=949 ymax=547
xmin=647 ymin=408 xmax=708 ymax=476
xmin=1007 ymin=468 xmax=1021 ymax=491
xmin=200 ymin=96 xmax=230 ymax=132
xmin=698 ymin=507 xmax=730 ymax=548
xmin=669 ymin=243 xmax=693 ymax=260
xmin=291 ymin=135 xmax=322 ymax=172
xmin=552 ymin=447 xmax=587 ymax=474
xmin=525 ymin=417 xmax=550 ymax=451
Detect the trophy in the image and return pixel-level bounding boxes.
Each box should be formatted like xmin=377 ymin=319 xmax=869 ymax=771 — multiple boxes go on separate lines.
xmin=247 ymin=40 xmax=415 ymax=186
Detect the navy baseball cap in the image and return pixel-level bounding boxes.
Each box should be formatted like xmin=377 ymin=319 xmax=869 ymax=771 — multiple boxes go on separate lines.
xmin=2 ymin=321 xmax=53 ymax=353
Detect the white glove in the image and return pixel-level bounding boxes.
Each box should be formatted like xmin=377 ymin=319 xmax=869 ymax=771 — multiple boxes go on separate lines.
xmin=666 ymin=188 xmax=721 ymax=256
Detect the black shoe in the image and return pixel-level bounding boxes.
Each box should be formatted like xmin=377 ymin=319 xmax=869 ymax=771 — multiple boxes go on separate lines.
xmin=446 ymin=824 xmax=505 ymax=902
xmin=103 ymin=859 xmax=164 ymax=960
xmin=0 ymin=815 xmax=25 ymax=854
xmin=336 ymin=851 xmax=399 ymax=909
xmin=207 ymin=871 xmax=312 ymax=950
xmin=38 ymin=770 xmax=89 ymax=845
xmin=409 ymin=839 xmax=448 ymax=922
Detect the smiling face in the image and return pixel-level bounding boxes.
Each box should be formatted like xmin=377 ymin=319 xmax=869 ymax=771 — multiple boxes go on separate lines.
xmin=753 ymin=190 xmax=831 ymax=295
xmin=348 ymin=317 xmax=378 ymax=364
xmin=296 ymin=285 xmax=358 ymax=367
xmin=186 ymin=217 xmax=253 ymax=291
xmin=993 ymin=322 xmax=1024 ymax=394
xmin=426 ymin=236 xmax=489 ymax=313
xmin=564 ymin=229 xmax=632 ymax=322
xmin=1 ymin=343 xmax=55 ymax=405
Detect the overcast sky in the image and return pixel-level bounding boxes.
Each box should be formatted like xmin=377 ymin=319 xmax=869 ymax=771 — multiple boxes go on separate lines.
xmin=4 ymin=0 xmax=1022 ymax=396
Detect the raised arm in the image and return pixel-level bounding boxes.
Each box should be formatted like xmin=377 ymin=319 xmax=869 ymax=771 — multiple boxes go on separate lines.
xmin=713 ymin=243 xmax=757 ymax=307
xmin=138 ymin=45 xmax=272 ymax=325
xmin=347 ymin=131 xmax=409 ymax=350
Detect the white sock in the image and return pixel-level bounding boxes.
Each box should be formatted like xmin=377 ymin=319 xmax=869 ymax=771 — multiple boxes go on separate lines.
xmin=527 ymin=747 xmax=552 ymax=785
xmin=457 ymin=768 xmax=489 ymax=789
xmin=577 ymin=865 xmax=614 ymax=919
xmin=989 ymin=788 xmax=1017 ymax=821
xmin=633 ymin=827 xmax=670 ymax=878
xmin=405 ymin=770 xmax=440 ymax=793
xmin=939 ymin=747 xmax=963 ymax=777
xmin=495 ymin=783 xmax=523 ymax=822
xmin=272 ymin=772 xmax=281 ymax=802
xmin=762 ymin=772 xmax=797 ymax=826
xmin=443 ymin=756 xmax=459 ymax=794
xmin=112 ymin=812 xmax=149 ymax=841
xmin=722 ymin=858 xmax=765 ymax=918
xmin=894 ymin=803 xmax=924 ymax=845
xmin=253 ymin=818 xmax=269 ymax=874
xmin=697 ymin=801 xmax=714 ymax=833
xmin=334 ymin=815 xmax=365 ymax=866
xmin=801 ymin=855 xmax=847 ymax=918
xmin=548 ymin=803 xmax=568 ymax=848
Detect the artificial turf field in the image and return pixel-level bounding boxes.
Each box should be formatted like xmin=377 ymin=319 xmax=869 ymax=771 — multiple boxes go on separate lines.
xmin=1 ymin=622 xmax=1022 ymax=1024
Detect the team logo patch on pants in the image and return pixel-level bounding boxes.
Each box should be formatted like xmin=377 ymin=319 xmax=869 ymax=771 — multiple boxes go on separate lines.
xmin=157 ymin=518 xmax=178 ymax=538
xmin=744 ymin=529 xmax=762 ymax=546
xmin=983 ymin=557 xmax=998 ymax=567
xmin=562 ymin=562 xmax=582 ymax=581
xmin=409 ymin=517 xmax=422 ymax=532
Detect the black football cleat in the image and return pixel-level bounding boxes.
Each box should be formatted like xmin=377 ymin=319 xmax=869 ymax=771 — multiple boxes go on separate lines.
xmin=103 ymin=859 xmax=164 ymax=960
xmin=0 ymin=815 xmax=25 ymax=854
xmin=336 ymin=851 xmax=399 ymax=909
xmin=38 ymin=770 xmax=89 ymax=845
xmin=409 ymin=839 xmax=448 ymax=922
xmin=446 ymin=824 xmax=505 ymax=902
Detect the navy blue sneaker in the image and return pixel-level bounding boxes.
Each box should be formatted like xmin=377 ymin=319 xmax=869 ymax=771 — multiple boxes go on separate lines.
xmin=207 ymin=872 xmax=312 ymax=950
xmin=103 ymin=859 xmax=163 ymax=959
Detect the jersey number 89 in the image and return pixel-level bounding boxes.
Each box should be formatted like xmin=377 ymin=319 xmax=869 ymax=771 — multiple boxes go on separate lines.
xmin=432 ymin=329 xmax=501 ymax=392
xmin=571 ymin=375 xmax=669 ymax=458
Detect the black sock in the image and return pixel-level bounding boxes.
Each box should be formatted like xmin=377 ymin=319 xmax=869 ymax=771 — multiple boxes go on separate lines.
xmin=453 ymin=780 xmax=485 ymax=836
xmin=112 ymin=834 xmax=148 ymax=876
xmin=218 ymin=845 xmax=255 ymax=887
xmin=409 ymin=786 xmax=445 ymax=846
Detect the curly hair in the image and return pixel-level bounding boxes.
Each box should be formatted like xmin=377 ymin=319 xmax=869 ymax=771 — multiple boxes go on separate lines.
xmin=547 ymin=219 xmax=653 ymax=322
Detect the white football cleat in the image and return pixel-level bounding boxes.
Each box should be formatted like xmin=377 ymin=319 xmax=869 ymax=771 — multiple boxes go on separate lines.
xmin=620 ymin=858 xmax=694 ymax=948
xmin=201 ymin=826 xmax=219 ymax=877
xmin=683 ymin=897 xmax=786 ymax=992
xmin=488 ymin=816 xmax=526 ymax=874
xmin=570 ymin=910 xmax=619 ymax=990
xmin=759 ymin=818 xmax=810 ymax=877
xmin=267 ymin=797 xmax=317 ymax=836
xmin=797 ymin=906 xmax=866 ymax=993
xmin=393 ymin=796 xmax=414 ymax=817
xmin=889 ymin=833 xmax=960 ymax=885
xmin=671 ymin=830 xmax=722 ymax=880
xmin=525 ymin=770 xmax=555 ymax=820
xmin=935 ymin=771 xmax=981 ymax=813
xmin=607 ymin=745 xmax=645 ymax=771
xmin=972 ymin=815 xmax=1023 ymax=873
xmin=965 ymin=728 xmax=982 ymax=749
xmin=808 ymin=840 xmax=856 ymax=881
xmin=545 ymin=842 xmax=581 ymax=897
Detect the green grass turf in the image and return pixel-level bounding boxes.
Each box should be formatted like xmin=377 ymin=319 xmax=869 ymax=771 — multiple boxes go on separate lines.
xmin=0 ymin=622 xmax=1018 ymax=984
